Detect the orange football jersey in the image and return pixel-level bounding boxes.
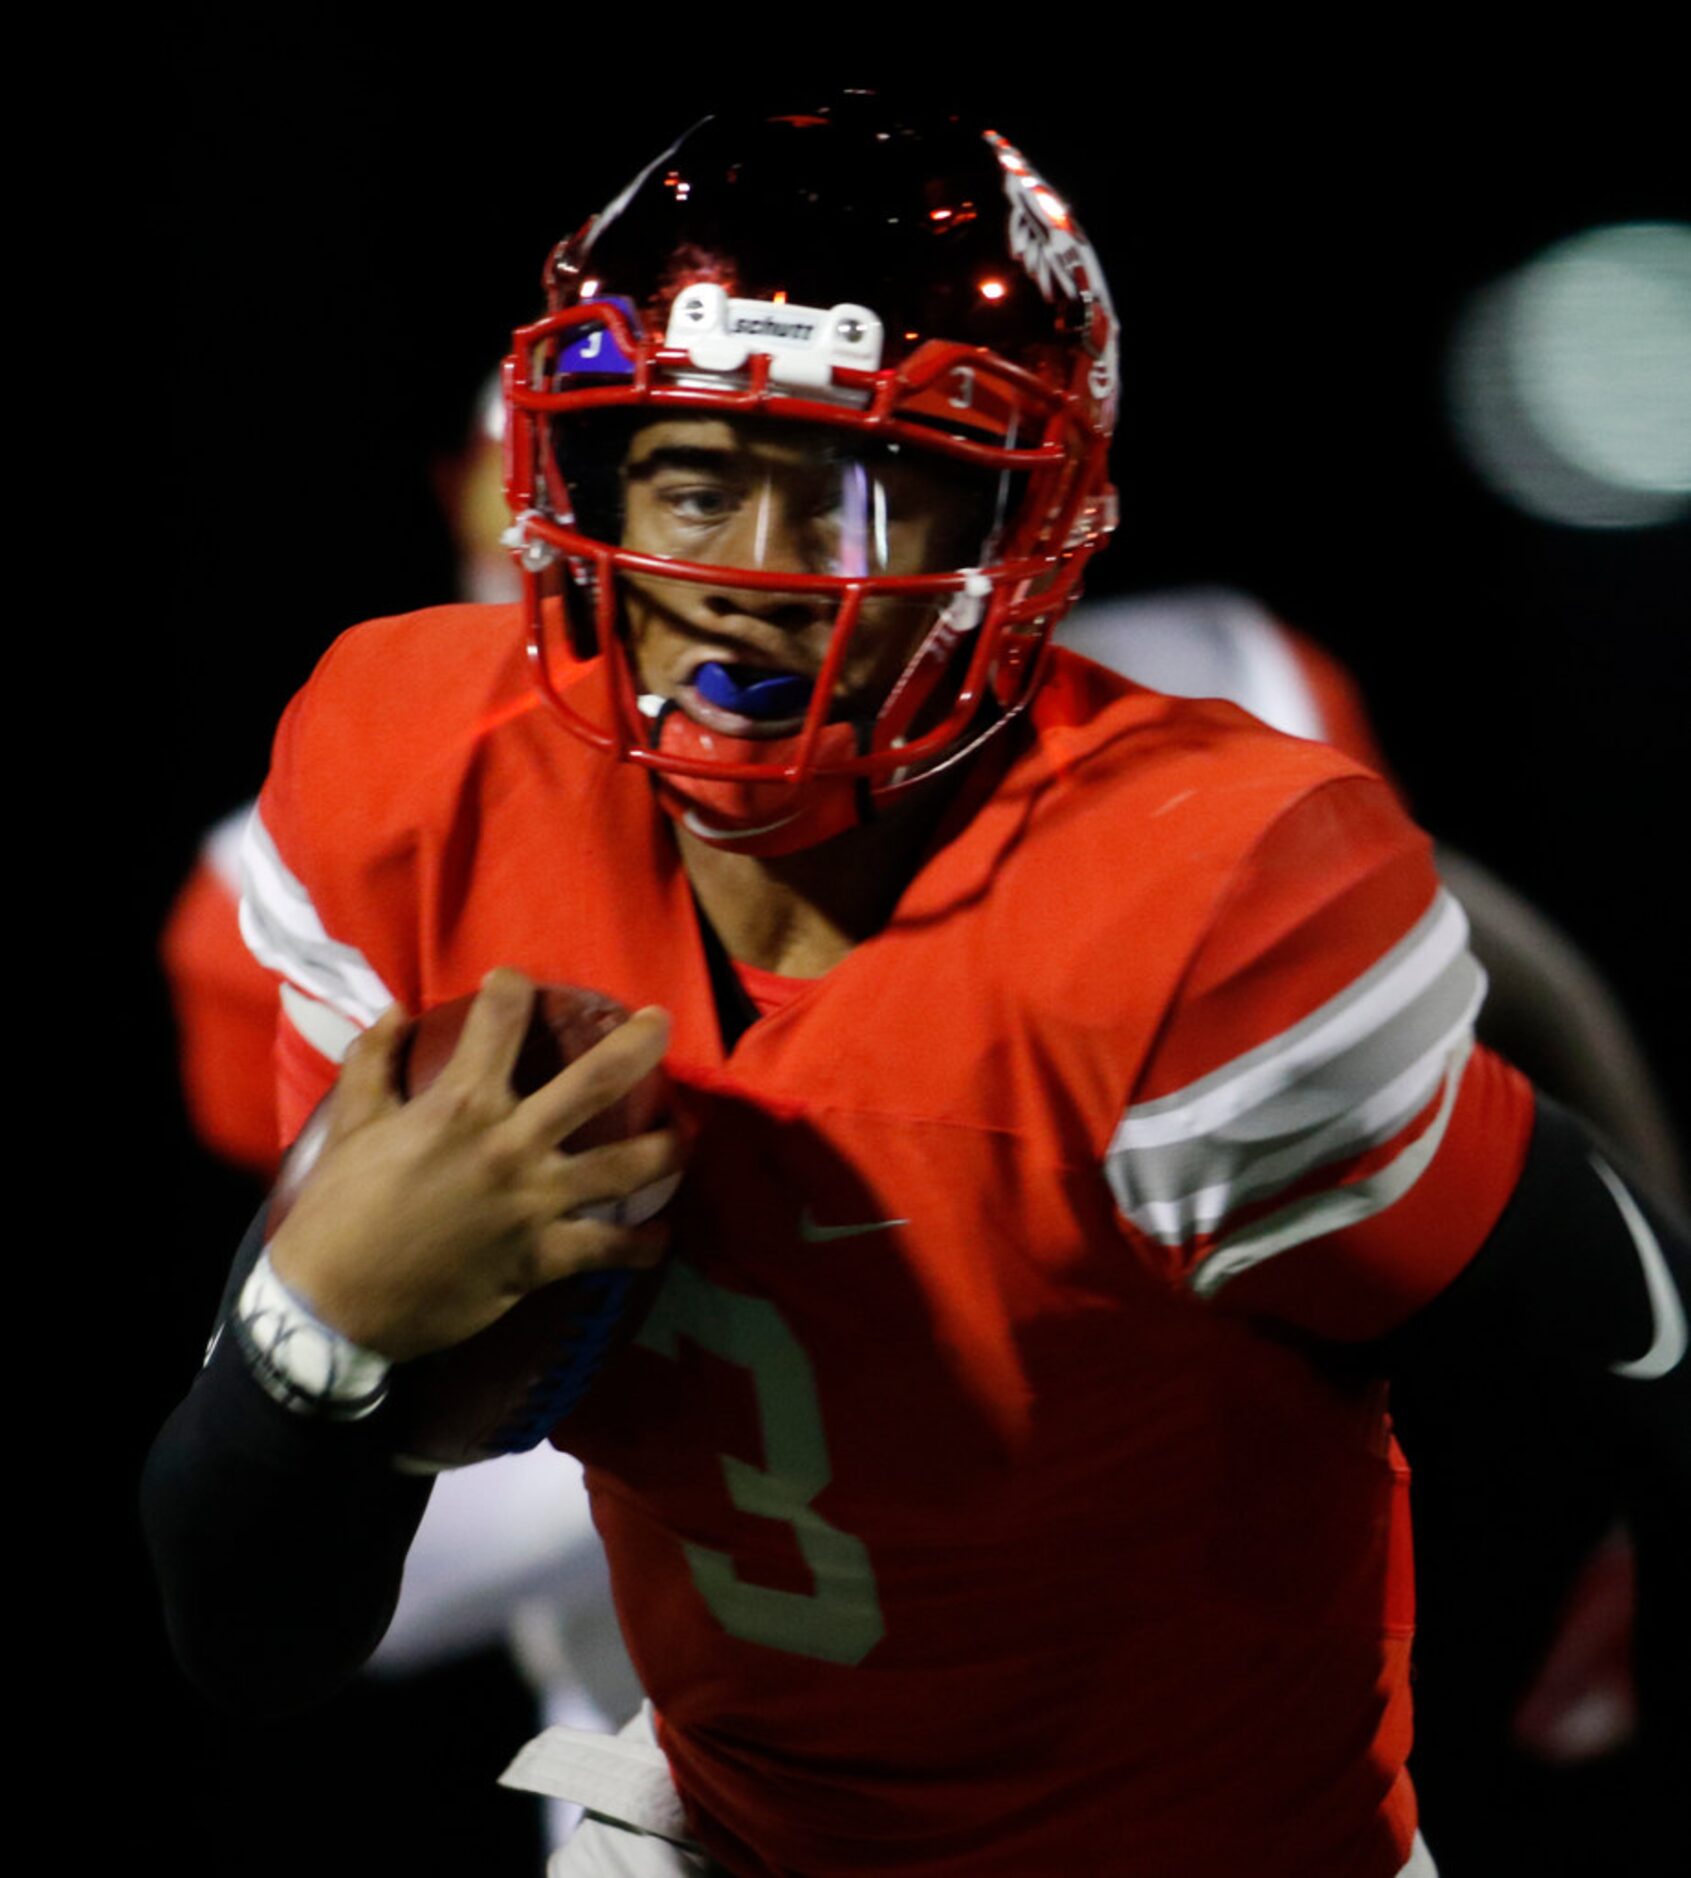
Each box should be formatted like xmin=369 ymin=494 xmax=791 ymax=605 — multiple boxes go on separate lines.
xmin=243 ymin=603 xmax=1531 ymax=1877
xmin=164 ymin=590 xmax=1381 ymax=1184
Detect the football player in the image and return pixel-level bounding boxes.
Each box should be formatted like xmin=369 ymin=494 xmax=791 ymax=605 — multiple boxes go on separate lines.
xmin=145 ymin=99 xmax=1689 ymax=1877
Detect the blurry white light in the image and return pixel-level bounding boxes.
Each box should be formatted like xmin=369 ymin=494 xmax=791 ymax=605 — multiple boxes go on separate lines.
xmin=1448 ymin=221 xmax=1691 ymax=527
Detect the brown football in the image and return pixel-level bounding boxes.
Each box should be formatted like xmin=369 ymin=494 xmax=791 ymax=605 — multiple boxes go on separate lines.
xmin=394 ymin=984 xmax=667 ymax=1154
xmin=270 ymin=982 xmax=673 ymax=1470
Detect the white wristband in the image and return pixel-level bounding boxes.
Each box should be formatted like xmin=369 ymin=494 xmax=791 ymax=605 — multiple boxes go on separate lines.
xmin=232 ymin=1249 xmax=392 ymax=1419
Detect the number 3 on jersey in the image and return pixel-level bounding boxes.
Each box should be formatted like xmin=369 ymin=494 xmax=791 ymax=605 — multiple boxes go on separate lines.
xmin=635 ymin=1262 xmax=885 ymax=1666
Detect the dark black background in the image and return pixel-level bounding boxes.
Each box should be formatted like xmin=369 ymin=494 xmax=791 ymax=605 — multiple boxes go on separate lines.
xmin=125 ymin=34 xmax=1686 ymax=1875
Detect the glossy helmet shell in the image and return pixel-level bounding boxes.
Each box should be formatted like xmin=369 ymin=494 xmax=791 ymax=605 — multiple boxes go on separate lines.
xmin=504 ymin=95 xmax=1119 ymax=809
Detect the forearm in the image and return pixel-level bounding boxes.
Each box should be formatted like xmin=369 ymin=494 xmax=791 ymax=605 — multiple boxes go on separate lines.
xmin=140 ymin=1208 xmax=433 ymax=1717
xmin=1380 ymin=1095 xmax=1689 ymax=1742
xmin=143 ymin=977 xmax=676 ymax=1714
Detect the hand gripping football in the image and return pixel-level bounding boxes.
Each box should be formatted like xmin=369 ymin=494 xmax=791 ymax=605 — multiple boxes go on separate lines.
xmin=273 ymin=983 xmax=674 ymax=1471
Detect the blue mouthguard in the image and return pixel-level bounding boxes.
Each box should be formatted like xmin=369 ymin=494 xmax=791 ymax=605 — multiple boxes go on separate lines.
xmin=694 ymin=660 xmax=813 ymax=720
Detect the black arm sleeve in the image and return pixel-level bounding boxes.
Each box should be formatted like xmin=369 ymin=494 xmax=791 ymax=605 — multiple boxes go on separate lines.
xmin=1377 ymin=1094 xmax=1690 ymax=1748
xmin=140 ymin=1205 xmax=435 ymax=1717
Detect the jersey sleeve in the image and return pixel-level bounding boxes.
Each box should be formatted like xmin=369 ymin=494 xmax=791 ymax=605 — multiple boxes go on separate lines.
xmin=1106 ymin=774 xmax=1535 ymax=1340
xmin=236 ymin=664 xmax=400 ymax=1149
xmin=159 ymin=808 xmax=284 ymax=1178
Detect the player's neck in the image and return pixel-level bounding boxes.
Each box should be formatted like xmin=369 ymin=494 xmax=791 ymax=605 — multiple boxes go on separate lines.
xmin=677 ymin=776 xmax=963 ymax=979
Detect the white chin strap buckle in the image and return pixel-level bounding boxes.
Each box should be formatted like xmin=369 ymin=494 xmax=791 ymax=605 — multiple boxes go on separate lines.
xmin=500 ymin=510 xmax=560 ymax=572
xmin=665 ymin=284 xmax=884 ymax=392
xmin=938 ymin=570 xmax=993 ymax=638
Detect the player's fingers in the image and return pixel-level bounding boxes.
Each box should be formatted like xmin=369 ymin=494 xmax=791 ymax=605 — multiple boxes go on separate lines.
xmin=530 ymin=1215 xmax=670 ymax=1286
xmin=432 ymin=968 xmax=536 ymax=1099
xmin=324 ymin=1003 xmax=409 ymax=1141
xmin=508 ymin=1007 xmax=672 ymax=1150
xmin=545 ymin=1128 xmax=685 ymax=1214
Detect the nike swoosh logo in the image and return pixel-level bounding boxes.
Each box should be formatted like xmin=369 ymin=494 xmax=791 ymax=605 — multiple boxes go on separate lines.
xmin=1592 ymin=1154 xmax=1686 ymax=1381
xmin=799 ymin=1208 xmax=909 ymax=1244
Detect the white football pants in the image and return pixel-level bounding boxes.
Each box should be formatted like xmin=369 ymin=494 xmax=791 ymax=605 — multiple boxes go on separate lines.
xmin=515 ymin=1706 xmax=1440 ymax=1877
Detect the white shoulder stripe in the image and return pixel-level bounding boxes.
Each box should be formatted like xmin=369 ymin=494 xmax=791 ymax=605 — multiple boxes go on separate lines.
xmin=1109 ymin=945 xmax=1484 ymax=1240
xmin=280 ymin=982 xmax=364 ymax=1065
xmin=1106 ymin=888 xmax=1486 ymax=1275
xmin=1124 ymin=988 xmax=1479 ymax=1244
xmin=1191 ymin=1036 xmax=1473 ymax=1297
xmin=238 ymin=808 xmax=396 ymax=1027
xmin=1113 ymin=890 xmax=1470 ymax=1152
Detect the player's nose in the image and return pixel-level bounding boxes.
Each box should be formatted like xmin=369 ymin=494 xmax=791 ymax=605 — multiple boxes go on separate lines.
xmin=704 ymin=518 xmax=835 ymax=630
xmin=701 ymin=585 xmax=832 ymax=634
xmin=695 ymin=486 xmax=843 ymax=633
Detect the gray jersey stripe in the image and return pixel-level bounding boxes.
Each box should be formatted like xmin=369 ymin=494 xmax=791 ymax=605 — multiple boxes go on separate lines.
xmin=1191 ymin=1036 xmax=1474 ymax=1297
xmin=1119 ymin=1029 xmax=1454 ymax=1244
xmin=1108 ymin=949 xmax=1485 ymax=1237
xmin=1112 ymin=890 xmax=1467 ymax=1148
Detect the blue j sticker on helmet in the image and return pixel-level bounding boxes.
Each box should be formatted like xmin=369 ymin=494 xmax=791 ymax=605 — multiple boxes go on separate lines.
xmin=695 ymin=660 xmax=814 ymax=720
xmin=555 ymin=296 xmax=641 ymax=378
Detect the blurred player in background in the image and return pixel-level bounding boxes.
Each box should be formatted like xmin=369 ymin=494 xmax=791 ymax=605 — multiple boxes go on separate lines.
xmin=149 ymin=97 xmax=1688 ymax=1876
xmin=161 ymin=370 xmax=642 ymax=1860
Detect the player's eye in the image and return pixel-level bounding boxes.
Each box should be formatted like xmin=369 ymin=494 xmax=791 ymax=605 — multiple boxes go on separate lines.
xmin=658 ymin=483 xmax=740 ymax=524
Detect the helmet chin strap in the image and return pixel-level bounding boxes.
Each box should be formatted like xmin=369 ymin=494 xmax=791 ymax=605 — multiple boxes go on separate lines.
xmin=874 ymin=572 xmax=991 ymax=754
xmin=643 ymin=700 xmax=870 ymax=858
xmin=635 ymin=574 xmax=997 ymax=858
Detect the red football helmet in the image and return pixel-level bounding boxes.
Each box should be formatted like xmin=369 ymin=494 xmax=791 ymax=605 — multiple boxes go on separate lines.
xmin=504 ymin=97 xmax=1119 ymax=854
